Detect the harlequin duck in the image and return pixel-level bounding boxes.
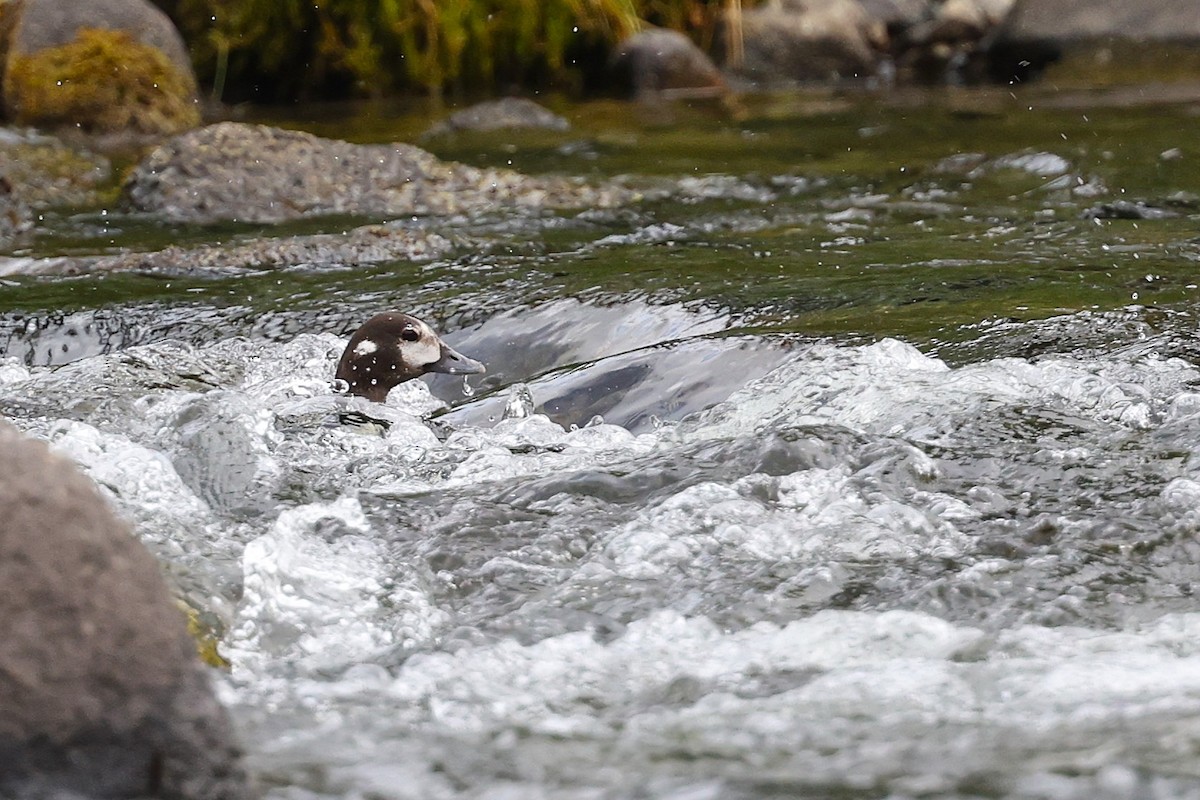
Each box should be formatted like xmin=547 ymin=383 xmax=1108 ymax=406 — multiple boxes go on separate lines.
xmin=336 ymin=312 xmax=484 ymax=402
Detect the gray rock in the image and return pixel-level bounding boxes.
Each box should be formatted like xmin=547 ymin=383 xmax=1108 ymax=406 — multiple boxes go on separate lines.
xmin=0 ymin=223 xmax=457 ymax=276
xmin=122 ymin=122 xmax=634 ymax=225
xmin=896 ymin=0 xmax=1015 ymax=81
xmin=988 ymin=0 xmax=1200 ymax=81
xmin=929 ymin=0 xmax=995 ymax=39
xmin=1081 ymin=200 xmax=1179 ymax=220
xmin=726 ymin=0 xmax=884 ymax=82
xmin=0 ymin=129 xmax=112 ymax=212
xmin=1000 ymin=0 xmax=1200 ymax=42
xmin=0 ymin=422 xmax=250 ymax=799
xmin=610 ymin=28 xmax=727 ymax=98
xmin=423 ymin=98 xmax=570 ymax=138
xmin=5 ymin=0 xmax=192 ymax=69
xmin=0 ymin=175 xmax=32 ymax=245
xmin=859 ymin=0 xmax=933 ymax=30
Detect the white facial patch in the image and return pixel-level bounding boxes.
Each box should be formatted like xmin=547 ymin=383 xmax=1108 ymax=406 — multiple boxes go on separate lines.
xmin=406 ymin=321 xmax=442 ymax=367
xmin=406 ymin=338 xmax=441 ymax=367
xmin=353 ymin=339 xmax=379 ymax=357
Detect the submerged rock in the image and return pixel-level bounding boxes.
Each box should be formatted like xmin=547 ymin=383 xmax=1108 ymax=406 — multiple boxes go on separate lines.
xmin=422 ymin=98 xmax=570 ymax=138
xmin=1081 ymin=200 xmax=1180 ymax=221
xmin=46 ymin=223 xmax=457 ymax=277
xmin=0 ymin=224 xmax=455 ymax=276
xmin=611 ymin=28 xmax=727 ymax=98
xmin=122 ymin=122 xmax=634 ymax=225
xmin=0 ymin=0 xmax=200 ymax=136
xmin=0 ymin=422 xmax=249 ymax=799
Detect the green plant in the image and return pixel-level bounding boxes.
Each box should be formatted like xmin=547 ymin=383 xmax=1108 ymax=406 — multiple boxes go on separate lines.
xmin=163 ymin=0 xmax=741 ymax=101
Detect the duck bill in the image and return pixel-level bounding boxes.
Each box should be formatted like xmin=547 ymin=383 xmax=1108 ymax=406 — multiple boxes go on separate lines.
xmin=427 ymin=342 xmax=486 ymax=375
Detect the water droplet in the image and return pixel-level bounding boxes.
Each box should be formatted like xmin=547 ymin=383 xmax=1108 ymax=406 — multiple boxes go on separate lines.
xmin=461 ymin=376 xmax=476 ymax=397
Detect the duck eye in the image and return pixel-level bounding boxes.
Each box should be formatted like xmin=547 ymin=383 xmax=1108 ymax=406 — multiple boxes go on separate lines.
xmin=401 ymin=326 xmax=420 ymax=342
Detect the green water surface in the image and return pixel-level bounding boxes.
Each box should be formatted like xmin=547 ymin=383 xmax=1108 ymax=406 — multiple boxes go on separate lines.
xmin=6 ymin=87 xmax=1200 ymax=363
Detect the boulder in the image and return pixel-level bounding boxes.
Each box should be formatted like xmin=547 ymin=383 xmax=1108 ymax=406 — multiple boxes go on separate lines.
xmin=422 ymin=97 xmax=570 ymax=138
xmin=896 ymin=0 xmax=1015 ymax=81
xmin=1 ymin=0 xmax=200 ymax=135
xmin=0 ymin=421 xmax=249 ymax=799
xmin=610 ymin=28 xmax=727 ymax=98
xmin=122 ymin=121 xmax=633 ymax=225
xmin=859 ymin=0 xmax=932 ymax=33
xmin=988 ymin=0 xmax=1200 ymax=81
xmin=722 ymin=0 xmax=884 ymax=82
xmin=999 ymin=0 xmax=1200 ymax=41
xmin=0 ymin=129 xmax=112 ymax=211
xmin=0 ymin=175 xmax=31 ymax=245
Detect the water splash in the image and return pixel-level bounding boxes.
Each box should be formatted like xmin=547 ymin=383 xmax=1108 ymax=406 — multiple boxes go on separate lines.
xmin=502 ymin=382 xmax=536 ymax=420
xmin=9 ymin=315 xmax=1200 ymax=800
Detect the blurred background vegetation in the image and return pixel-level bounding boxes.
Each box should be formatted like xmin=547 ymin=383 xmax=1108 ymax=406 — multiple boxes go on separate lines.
xmin=151 ymin=0 xmax=737 ymax=103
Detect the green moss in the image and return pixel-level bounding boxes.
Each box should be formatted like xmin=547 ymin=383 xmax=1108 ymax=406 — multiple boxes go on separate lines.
xmin=180 ymin=600 xmax=231 ymax=670
xmin=4 ymin=27 xmax=200 ymax=135
xmin=167 ymin=0 xmax=729 ymax=101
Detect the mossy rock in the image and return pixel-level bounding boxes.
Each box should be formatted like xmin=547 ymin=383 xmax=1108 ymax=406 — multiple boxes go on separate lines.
xmin=4 ymin=26 xmax=200 ymax=135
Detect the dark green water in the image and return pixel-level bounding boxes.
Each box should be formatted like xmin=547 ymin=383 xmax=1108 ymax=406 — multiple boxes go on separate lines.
xmin=6 ymin=89 xmax=1200 ymax=369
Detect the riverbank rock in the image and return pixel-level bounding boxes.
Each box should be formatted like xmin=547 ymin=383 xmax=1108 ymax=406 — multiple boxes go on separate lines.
xmin=860 ymin=0 xmax=931 ymax=34
xmin=723 ymin=0 xmax=885 ymax=83
xmin=0 ymin=129 xmax=112 ymax=210
xmin=610 ymin=28 xmax=727 ymax=98
xmin=894 ymin=0 xmax=1016 ymax=81
xmin=988 ymin=0 xmax=1200 ymax=81
xmin=0 ymin=129 xmax=113 ymax=250
xmin=122 ymin=122 xmax=634 ymax=225
xmin=999 ymin=0 xmax=1200 ymax=42
xmin=422 ymin=98 xmax=570 ymax=138
xmin=0 ymin=422 xmax=249 ymax=799
xmin=0 ymin=175 xmax=31 ymax=246
xmin=0 ymin=0 xmax=200 ymax=136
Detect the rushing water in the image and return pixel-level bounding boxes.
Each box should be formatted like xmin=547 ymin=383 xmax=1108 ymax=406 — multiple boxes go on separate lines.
xmin=7 ymin=90 xmax=1200 ymax=798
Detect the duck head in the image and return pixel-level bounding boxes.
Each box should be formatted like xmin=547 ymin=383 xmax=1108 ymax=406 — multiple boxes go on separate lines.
xmin=335 ymin=312 xmax=484 ymax=402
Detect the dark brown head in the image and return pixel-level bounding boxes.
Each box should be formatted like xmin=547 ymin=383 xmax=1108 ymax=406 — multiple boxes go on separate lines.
xmin=335 ymin=313 xmax=485 ymax=402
